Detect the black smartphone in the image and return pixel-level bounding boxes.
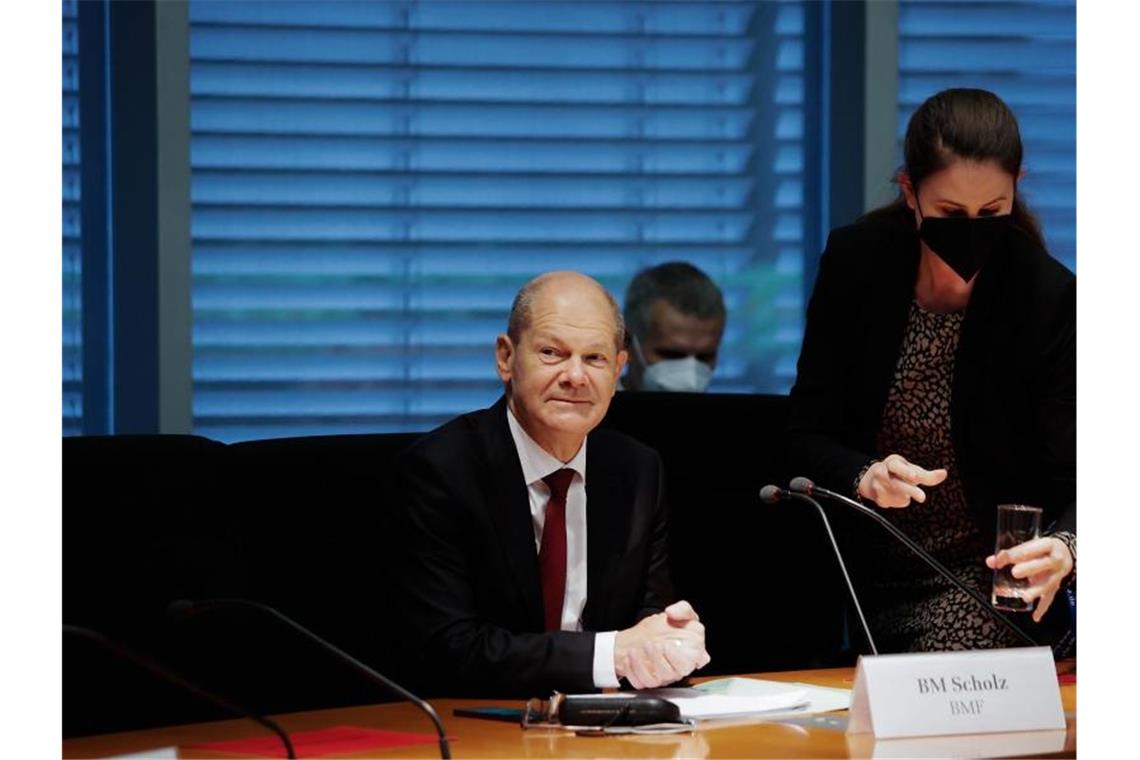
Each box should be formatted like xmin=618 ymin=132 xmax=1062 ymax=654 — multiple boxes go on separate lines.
xmin=559 ymin=695 xmax=681 ymax=726
xmin=452 ymin=706 xmax=524 ymax=723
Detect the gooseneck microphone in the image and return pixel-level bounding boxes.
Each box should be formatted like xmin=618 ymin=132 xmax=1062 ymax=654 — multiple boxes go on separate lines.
xmin=760 ymin=485 xmax=878 ymax=655
xmin=64 ymin=625 xmax=295 ymax=759
xmin=788 ymin=477 xmax=1038 ymax=647
xmin=169 ymin=599 xmax=451 ymax=759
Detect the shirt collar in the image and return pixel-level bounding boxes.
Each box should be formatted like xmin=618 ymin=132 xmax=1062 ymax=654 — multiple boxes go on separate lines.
xmin=506 ymin=404 xmax=587 ymax=486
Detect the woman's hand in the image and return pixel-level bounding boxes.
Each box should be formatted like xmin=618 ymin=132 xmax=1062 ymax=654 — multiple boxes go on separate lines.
xmin=858 ymin=454 xmax=948 ymax=508
xmin=985 ymin=537 xmax=1073 ymax=622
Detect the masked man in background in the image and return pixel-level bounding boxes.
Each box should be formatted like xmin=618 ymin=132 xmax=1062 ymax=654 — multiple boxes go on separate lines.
xmin=621 ymin=262 xmax=727 ymax=393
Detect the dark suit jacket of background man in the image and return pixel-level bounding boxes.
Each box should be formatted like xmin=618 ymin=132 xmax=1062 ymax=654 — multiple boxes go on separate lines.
xmin=389 ymin=395 xmax=673 ymax=698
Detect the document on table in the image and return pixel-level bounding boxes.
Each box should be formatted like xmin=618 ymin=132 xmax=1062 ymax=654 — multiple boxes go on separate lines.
xmin=637 ymin=682 xmax=812 ymax=721
xmin=564 ymin=677 xmax=851 ymax=723
xmin=642 ymin=688 xmax=807 ymax=720
xmin=691 ymin=676 xmax=852 ymax=719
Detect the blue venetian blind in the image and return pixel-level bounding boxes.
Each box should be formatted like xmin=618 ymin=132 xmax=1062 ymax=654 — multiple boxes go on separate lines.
xmin=898 ymin=0 xmax=1076 ymax=272
xmin=189 ymin=0 xmax=810 ymax=441
xmin=63 ymin=0 xmax=83 ymax=435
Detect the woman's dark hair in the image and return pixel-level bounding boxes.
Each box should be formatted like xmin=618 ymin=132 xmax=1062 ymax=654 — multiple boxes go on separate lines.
xmin=862 ymin=88 xmax=1047 ymax=251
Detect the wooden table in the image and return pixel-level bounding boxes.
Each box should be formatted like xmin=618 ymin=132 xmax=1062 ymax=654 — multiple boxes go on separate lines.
xmin=62 ymin=666 xmax=1076 ymax=758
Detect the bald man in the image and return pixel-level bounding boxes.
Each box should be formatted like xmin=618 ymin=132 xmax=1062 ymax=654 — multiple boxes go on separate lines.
xmin=391 ymin=272 xmax=710 ymax=698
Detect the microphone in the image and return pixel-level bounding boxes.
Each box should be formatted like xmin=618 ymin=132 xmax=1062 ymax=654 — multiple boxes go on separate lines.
xmin=760 ymin=485 xmax=878 ymax=655
xmin=169 ymin=599 xmax=451 ymax=759
xmin=63 ymin=625 xmax=295 ymax=758
xmin=788 ymin=477 xmax=1038 ymax=647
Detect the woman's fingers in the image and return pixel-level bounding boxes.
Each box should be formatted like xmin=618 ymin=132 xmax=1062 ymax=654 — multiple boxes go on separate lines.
xmin=992 ymin=537 xmax=1073 ymax=623
xmin=1000 ymin=537 xmax=1054 ymax=563
xmin=1023 ymin=582 xmax=1058 ymax=622
xmin=858 ymin=454 xmax=949 ymax=508
xmin=1032 ymin=589 xmax=1056 ymax=622
xmin=1005 ymin=537 xmax=1073 ymax=578
xmin=870 ymin=475 xmax=913 ymax=507
xmin=883 ymin=455 xmax=917 ymax=482
xmin=1010 ymin=556 xmax=1058 ymax=579
xmin=890 ymin=479 xmax=927 ymax=504
xmin=884 ymin=455 xmax=948 ymax=486
xmin=914 ymin=467 xmax=949 ymax=486
xmin=873 ymin=470 xmax=927 ymax=506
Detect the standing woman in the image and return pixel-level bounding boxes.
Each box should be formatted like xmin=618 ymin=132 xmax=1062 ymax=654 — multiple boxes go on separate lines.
xmin=788 ymin=89 xmax=1075 ymax=652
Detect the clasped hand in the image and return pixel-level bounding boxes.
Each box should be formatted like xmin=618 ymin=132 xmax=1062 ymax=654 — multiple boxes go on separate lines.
xmin=614 ymin=600 xmax=711 ymax=689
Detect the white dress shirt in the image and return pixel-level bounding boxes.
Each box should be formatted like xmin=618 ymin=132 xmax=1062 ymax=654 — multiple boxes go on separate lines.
xmin=506 ymin=407 xmax=619 ymax=688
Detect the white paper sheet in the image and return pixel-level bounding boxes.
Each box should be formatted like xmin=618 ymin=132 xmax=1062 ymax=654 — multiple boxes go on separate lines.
xmin=638 ymin=685 xmax=810 ymax=720
xmin=563 ymin=677 xmax=851 ymax=724
xmin=692 ymin=676 xmax=852 ymax=719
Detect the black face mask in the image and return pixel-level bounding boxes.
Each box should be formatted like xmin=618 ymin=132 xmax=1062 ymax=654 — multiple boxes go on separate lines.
xmin=916 ymin=202 xmax=1012 ymax=282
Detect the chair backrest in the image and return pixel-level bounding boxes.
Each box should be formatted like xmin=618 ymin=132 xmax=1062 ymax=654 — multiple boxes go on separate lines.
xmin=219 ymin=433 xmax=423 ymax=713
xmin=63 ymin=434 xmax=242 ymax=736
xmin=602 ymin=392 xmax=850 ymax=672
xmin=63 ymin=434 xmax=238 ymax=639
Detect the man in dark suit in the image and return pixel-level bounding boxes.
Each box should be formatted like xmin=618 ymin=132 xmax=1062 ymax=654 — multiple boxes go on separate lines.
xmin=391 ymin=271 xmax=710 ymax=697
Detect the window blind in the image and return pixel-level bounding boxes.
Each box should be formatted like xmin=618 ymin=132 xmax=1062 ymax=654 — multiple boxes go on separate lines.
xmin=63 ymin=0 xmax=83 ymax=435
xmin=898 ymin=0 xmax=1075 ymax=272
xmin=189 ymin=0 xmax=812 ymax=441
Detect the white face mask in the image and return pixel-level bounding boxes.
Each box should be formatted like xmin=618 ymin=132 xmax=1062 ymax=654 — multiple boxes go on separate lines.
xmin=642 ymin=356 xmax=713 ymax=392
xmin=632 ymin=337 xmax=714 ymax=393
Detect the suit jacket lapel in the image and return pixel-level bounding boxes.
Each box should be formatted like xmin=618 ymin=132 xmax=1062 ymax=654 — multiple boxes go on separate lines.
xmin=583 ymin=436 xmax=633 ymax=629
xmin=478 ymin=396 xmax=544 ymax=627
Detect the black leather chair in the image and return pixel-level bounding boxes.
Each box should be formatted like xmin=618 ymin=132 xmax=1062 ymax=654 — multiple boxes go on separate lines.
xmin=63 ymin=434 xmax=242 ymax=737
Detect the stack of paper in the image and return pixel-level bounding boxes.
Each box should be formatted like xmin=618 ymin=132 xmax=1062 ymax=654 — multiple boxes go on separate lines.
xmin=628 ymin=676 xmax=851 ymax=723
xmin=691 ymin=676 xmax=852 ymax=720
xmin=639 ymin=686 xmax=811 ymax=720
xmin=564 ymin=677 xmax=851 ymax=726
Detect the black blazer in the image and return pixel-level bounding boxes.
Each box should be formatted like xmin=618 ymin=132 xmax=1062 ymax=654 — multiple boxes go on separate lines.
xmin=389 ymin=396 xmax=672 ymax=697
xmin=788 ymin=207 xmax=1076 ymax=542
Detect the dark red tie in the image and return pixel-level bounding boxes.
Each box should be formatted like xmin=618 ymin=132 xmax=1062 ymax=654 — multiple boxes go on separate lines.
xmin=539 ymin=469 xmax=574 ymax=632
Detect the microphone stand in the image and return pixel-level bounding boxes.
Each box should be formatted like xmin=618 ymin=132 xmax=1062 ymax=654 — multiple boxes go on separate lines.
xmin=760 ymin=485 xmax=878 ymax=655
xmin=169 ymin=599 xmax=451 ymax=759
xmin=64 ymin=625 xmax=295 ymax=759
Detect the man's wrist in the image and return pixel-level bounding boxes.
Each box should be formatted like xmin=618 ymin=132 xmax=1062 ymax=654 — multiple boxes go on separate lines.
xmin=593 ymin=631 xmax=620 ymax=688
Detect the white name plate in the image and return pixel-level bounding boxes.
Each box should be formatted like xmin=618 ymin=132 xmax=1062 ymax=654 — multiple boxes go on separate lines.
xmin=846 ymin=646 xmax=1065 ymax=739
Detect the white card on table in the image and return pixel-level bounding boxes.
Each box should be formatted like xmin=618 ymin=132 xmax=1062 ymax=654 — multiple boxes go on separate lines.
xmin=846 ymin=646 xmax=1064 ymax=739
